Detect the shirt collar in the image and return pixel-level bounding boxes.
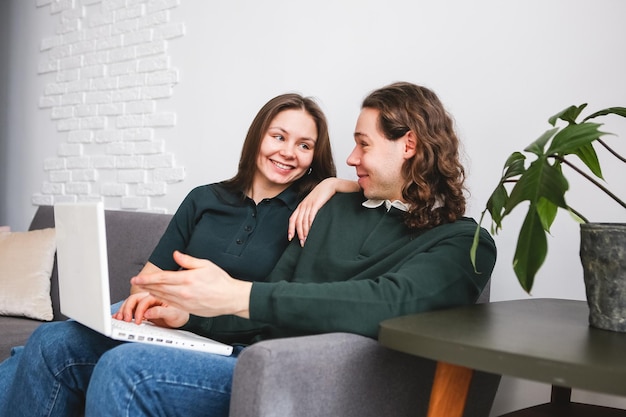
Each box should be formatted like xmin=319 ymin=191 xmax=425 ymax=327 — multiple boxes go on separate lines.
xmin=362 ymin=199 xmax=410 ymax=212
xmin=274 ymin=185 xmax=300 ymax=210
xmin=244 ymin=185 xmax=300 ymax=210
xmin=216 ymin=182 xmax=299 ymax=210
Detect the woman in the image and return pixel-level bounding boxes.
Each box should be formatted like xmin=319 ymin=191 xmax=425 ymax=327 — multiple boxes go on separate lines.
xmin=0 ymin=93 xmax=355 ymax=416
xmin=115 ymin=92 xmax=337 ymax=327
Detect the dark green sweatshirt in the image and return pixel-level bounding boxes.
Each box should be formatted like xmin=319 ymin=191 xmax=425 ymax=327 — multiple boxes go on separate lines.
xmin=183 ymin=192 xmax=497 ymax=344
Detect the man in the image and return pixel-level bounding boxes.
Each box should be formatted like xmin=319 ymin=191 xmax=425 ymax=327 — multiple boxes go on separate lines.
xmin=4 ymin=82 xmax=497 ymax=416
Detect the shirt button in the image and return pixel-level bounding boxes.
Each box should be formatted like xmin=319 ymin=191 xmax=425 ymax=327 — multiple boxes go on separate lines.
xmin=244 ymin=226 xmax=252 ymax=232
xmin=236 ymin=239 xmax=243 ymax=245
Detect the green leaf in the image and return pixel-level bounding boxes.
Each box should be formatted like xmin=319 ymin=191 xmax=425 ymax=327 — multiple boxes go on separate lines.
xmin=524 ymin=127 xmax=559 ymax=156
xmin=504 ymin=158 xmax=569 ymax=215
xmin=503 ymin=151 xmax=526 ymax=168
xmin=536 ymin=197 xmax=558 ymax=232
xmin=486 ymin=183 xmax=509 ymax=229
xmin=470 ymin=212 xmax=485 ymax=273
xmin=513 ymin=209 xmax=548 ymax=293
xmin=548 ymin=122 xmax=605 ymax=155
xmin=583 ymin=106 xmax=626 ymax=122
xmin=573 ymin=143 xmax=603 ymax=179
xmin=502 ymin=152 xmax=526 ymax=180
xmin=548 ymin=104 xmax=587 ymax=126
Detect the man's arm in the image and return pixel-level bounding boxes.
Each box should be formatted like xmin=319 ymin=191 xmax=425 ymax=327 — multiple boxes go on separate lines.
xmin=130 ymin=261 xmax=161 ymax=294
xmin=131 ymin=251 xmax=253 ymax=319
xmin=249 ymin=227 xmax=496 ymax=338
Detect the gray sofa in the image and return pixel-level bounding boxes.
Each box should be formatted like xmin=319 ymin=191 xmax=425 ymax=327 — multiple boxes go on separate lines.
xmin=2 ymin=205 xmax=501 ymax=417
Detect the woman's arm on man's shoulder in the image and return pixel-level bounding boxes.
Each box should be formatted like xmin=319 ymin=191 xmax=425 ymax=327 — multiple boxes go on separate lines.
xmin=289 ymin=178 xmax=360 ymax=246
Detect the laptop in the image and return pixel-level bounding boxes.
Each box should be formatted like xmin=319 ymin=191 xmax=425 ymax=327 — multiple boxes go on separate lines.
xmin=53 ymin=202 xmax=233 ymax=356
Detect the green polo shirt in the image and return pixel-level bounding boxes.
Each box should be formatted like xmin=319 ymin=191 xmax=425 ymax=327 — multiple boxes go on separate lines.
xmin=149 ymin=182 xmax=299 ymax=282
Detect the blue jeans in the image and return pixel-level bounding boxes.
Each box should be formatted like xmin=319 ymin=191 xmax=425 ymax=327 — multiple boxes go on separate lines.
xmin=0 ymin=318 xmax=242 ymax=416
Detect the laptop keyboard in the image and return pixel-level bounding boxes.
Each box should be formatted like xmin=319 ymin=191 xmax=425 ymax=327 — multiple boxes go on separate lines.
xmin=113 ymin=318 xmax=179 ymax=343
xmin=109 ymin=317 xmax=233 ymax=355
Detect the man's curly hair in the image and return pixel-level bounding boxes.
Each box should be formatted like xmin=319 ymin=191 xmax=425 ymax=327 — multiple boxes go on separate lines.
xmin=362 ymin=82 xmax=466 ymax=230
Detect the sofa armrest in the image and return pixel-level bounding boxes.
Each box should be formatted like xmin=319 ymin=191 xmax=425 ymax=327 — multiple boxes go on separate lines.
xmin=229 ymin=332 xmax=500 ymax=417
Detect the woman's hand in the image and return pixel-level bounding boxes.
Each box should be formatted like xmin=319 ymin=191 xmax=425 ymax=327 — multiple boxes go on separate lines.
xmin=288 ymin=178 xmax=360 ymax=246
xmin=114 ymin=291 xmax=190 ymax=328
xmin=131 ymin=251 xmax=252 ymax=319
xmin=113 ymin=291 xmax=150 ymax=323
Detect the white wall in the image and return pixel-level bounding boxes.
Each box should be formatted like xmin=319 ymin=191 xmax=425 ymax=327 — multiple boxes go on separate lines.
xmin=1 ymin=1 xmax=625 ymax=415
xmin=0 ymin=1 xmax=9 ymax=208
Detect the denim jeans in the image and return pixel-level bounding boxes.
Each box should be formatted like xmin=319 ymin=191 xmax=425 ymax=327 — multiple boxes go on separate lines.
xmin=0 ymin=315 xmax=242 ymax=417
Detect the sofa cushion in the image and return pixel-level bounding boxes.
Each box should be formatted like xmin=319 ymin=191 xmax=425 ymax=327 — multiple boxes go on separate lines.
xmin=0 ymin=316 xmax=44 ymax=361
xmin=0 ymin=228 xmax=56 ymax=321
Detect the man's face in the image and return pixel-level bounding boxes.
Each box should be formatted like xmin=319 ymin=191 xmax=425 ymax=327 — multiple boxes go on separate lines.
xmin=346 ymin=108 xmax=414 ymax=202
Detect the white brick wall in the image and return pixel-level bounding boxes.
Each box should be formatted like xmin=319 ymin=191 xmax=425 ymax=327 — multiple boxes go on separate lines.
xmin=32 ymin=0 xmax=185 ymax=212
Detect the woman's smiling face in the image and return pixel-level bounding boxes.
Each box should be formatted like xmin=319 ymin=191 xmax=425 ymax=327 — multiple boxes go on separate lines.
xmin=253 ymin=109 xmax=317 ymax=196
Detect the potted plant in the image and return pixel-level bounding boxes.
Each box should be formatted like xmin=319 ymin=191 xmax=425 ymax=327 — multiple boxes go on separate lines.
xmin=471 ymin=103 xmax=626 ymax=331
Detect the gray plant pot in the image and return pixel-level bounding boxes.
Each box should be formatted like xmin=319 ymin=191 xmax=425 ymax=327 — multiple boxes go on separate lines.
xmin=580 ymin=223 xmax=626 ymax=332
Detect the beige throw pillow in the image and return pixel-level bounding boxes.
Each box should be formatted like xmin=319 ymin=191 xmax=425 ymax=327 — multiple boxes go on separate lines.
xmin=0 ymin=228 xmax=56 ymax=321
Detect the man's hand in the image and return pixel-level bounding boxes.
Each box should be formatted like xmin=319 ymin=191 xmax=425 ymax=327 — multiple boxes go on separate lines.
xmin=130 ymin=251 xmax=252 ymax=319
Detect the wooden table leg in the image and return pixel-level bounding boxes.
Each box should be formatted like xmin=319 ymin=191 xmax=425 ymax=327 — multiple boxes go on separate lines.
xmin=426 ymin=361 xmax=474 ymax=417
